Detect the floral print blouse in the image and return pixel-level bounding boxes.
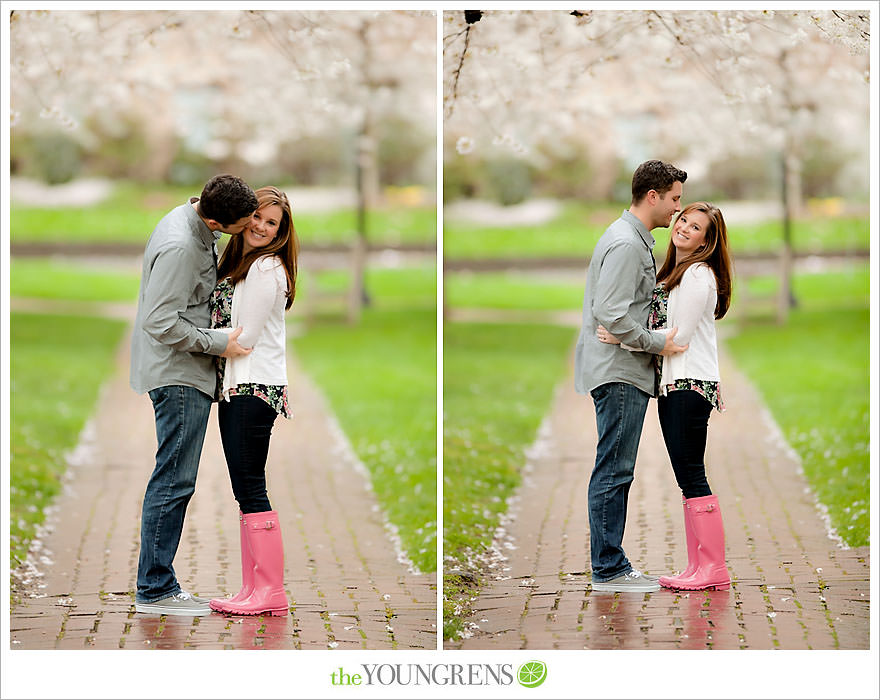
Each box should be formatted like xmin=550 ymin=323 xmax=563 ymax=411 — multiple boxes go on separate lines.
xmin=650 ymin=284 xmax=725 ymax=413
xmin=210 ymin=277 xmax=291 ymax=419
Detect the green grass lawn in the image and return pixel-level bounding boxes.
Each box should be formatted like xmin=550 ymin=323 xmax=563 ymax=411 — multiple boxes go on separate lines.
xmin=291 ymin=265 xmax=437 ymax=574
xmin=443 ymin=321 xmax=575 ymax=639
xmin=10 ymin=258 xmax=142 ymax=301
xmin=445 ymin=271 xmax=583 ymax=311
xmin=9 ymin=257 xmax=415 ymax=311
xmin=726 ymin=263 xmax=870 ymax=547
xmin=444 ymin=200 xmax=868 ymax=259
xmin=11 ymin=181 xmax=436 ymax=247
xmin=9 ymin=313 xmax=129 ymax=571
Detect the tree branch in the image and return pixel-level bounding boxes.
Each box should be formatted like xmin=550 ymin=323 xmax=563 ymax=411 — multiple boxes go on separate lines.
xmin=447 ymin=23 xmax=472 ymax=117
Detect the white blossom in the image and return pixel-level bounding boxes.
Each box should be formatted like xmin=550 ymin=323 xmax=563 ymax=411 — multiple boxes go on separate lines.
xmin=456 ymin=136 xmax=475 ymax=155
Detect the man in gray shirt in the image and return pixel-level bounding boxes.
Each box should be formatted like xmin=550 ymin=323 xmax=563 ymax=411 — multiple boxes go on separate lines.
xmin=131 ymin=174 xmax=258 ymax=615
xmin=574 ymin=160 xmax=688 ymax=593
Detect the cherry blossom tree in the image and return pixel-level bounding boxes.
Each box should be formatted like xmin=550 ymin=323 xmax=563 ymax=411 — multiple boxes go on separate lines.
xmin=444 ymin=9 xmax=868 ymax=191
xmin=443 ymin=8 xmax=870 ymax=320
xmin=10 ymin=9 xmax=437 ymax=190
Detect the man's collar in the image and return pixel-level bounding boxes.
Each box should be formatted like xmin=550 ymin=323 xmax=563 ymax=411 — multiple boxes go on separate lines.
xmin=187 ymin=197 xmax=221 ymax=244
xmin=621 ymin=209 xmax=655 ymax=249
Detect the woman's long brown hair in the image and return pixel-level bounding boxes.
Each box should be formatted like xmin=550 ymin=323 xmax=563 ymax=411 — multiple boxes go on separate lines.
xmin=656 ymin=201 xmax=733 ymax=320
xmin=217 ymin=186 xmax=298 ymax=310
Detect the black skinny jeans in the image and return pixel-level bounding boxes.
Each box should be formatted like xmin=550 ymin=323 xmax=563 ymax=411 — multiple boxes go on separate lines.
xmin=657 ymin=389 xmax=714 ymax=499
xmin=218 ymin=394 xmax=277 ymax=514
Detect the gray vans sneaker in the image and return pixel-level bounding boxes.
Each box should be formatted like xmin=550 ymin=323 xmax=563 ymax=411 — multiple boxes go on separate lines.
xmin=633 ymin=569 xmax=660 ymax=582
xmin=135 ymin=590 xmax=213 ymax=616
xmin=591 ymin=570 xmax=661 ymax=593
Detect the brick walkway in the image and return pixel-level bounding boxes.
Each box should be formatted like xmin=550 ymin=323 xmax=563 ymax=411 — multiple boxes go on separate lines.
xmin=448 ymin=348 xmax=869 ymax=650
xmin=10 ymin=329 xmax=437 ymax=650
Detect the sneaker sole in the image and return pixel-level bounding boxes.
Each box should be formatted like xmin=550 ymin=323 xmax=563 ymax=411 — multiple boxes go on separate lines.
xmin=134 ymin=603 xmax=214 ymax=616
xmin=590 ymin=583 xmax=661 ymax=593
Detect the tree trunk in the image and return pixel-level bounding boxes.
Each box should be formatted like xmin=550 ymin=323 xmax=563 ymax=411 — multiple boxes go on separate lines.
xmin=141 ymin=97 xmax=177 ymax=182
xmin=777 ymin=150 xmax=799 ymax=324
xmin=784 ymin=150 xmax=805 ymax=217
xmin=348 ymin=135 xmax=371 ymax=324
xmin=359 ymin=115 xmax=382 ymax=210
xmin=347 ymin=19 xmax=382 ymax=320
xmin=347 ymin=235 xmax=367 ymax=325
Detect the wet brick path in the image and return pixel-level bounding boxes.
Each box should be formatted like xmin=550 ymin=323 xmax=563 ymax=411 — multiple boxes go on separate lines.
xmin=10 ymin=333 xmax=437 ymax=650
xmin=449 ymin=348 xmax=869 ymax=650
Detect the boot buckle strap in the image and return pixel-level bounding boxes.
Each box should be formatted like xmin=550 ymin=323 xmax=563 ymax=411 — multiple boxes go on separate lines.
xmin=252 ymin=521 xmax=274 ymax=530
xmin=692 ymin=503 xmax=716 ymax=513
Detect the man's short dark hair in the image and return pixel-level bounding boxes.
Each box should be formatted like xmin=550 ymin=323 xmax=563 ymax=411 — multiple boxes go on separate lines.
xmin=199 ymin=174 xmax=258 ymax=226
xmin=631 ymin=160 xmax=688 ymax=204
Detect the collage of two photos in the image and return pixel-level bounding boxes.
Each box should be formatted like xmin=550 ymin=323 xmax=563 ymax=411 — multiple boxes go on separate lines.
xmin=4 ymin=6 xmax=873 ymax=696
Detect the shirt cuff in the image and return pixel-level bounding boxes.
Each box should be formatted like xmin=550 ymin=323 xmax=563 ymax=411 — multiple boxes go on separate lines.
xmin=205 ymin=328 xmax=230 ymax=355
xmin=649 ymin=329 xmax=667 ymax=354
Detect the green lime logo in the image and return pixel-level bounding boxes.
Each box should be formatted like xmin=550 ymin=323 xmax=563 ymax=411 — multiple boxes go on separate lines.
xmin=517 ymin=660 xmax=547 ymax=688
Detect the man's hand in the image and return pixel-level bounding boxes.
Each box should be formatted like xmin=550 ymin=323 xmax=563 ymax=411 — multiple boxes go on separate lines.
xmin=660 ymin=326 xmax=688 ymax=356
xmin=220 ymin=327 xmax=252 ymax=358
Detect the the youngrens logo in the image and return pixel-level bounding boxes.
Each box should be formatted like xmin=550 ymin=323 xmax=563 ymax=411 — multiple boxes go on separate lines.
xmin=516 ymin=661 xmax=548 ymax=688
xmin=330 ymin=662 xmax=547 ymax=688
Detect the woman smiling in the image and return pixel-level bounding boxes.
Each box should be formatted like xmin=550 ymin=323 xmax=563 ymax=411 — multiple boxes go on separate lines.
xmin=209 ymin=185 xmax=299 ymax=616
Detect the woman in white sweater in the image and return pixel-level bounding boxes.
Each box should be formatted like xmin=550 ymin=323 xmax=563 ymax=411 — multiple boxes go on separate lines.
xmin=208 ymin=186 xmax=298 ymax=616
xmin=599 ymin=201 xmax=733 ymax=591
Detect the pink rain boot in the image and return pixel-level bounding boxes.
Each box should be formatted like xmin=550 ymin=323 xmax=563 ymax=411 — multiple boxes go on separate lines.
xmin=670 ymin=494 xmax=731 ymax=591
xmin=659 ymin=497 xmax=699 ymax=589
xmin=210 ymin=512 xmax=254 ymax=612
xmin=217 ymin=511 xmax=289 ymax=616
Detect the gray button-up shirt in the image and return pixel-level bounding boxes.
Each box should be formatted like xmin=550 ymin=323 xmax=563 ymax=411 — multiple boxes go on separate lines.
xmin=574 ymin=210 xmax=667 ymax=397
xmin=130 ymin=199 xmax=228 ymax=398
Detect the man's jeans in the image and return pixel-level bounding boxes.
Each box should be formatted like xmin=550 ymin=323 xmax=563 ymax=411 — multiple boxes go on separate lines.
xmin=136 ymin=385 xmax=212 ymax=603
xmin=588 ymin=382 xmax=650 ymax=582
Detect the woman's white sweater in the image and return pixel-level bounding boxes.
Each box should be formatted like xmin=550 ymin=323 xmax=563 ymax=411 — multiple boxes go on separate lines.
xmin=220 ymin=255 xmax=288 ymax=399
xmin=660 ymin=262 xmax=720 ymax=387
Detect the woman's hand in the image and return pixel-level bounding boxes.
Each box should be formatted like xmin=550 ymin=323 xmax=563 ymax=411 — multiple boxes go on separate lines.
xmin=596 ymin=325 xmax=621 ymax=345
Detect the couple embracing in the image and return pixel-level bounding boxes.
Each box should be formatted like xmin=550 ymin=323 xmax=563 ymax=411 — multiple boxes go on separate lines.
xmin=130 ymin=174 xmax=298 ymax=616
xmin=575 ymin=159 xmax=734 ymax=593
